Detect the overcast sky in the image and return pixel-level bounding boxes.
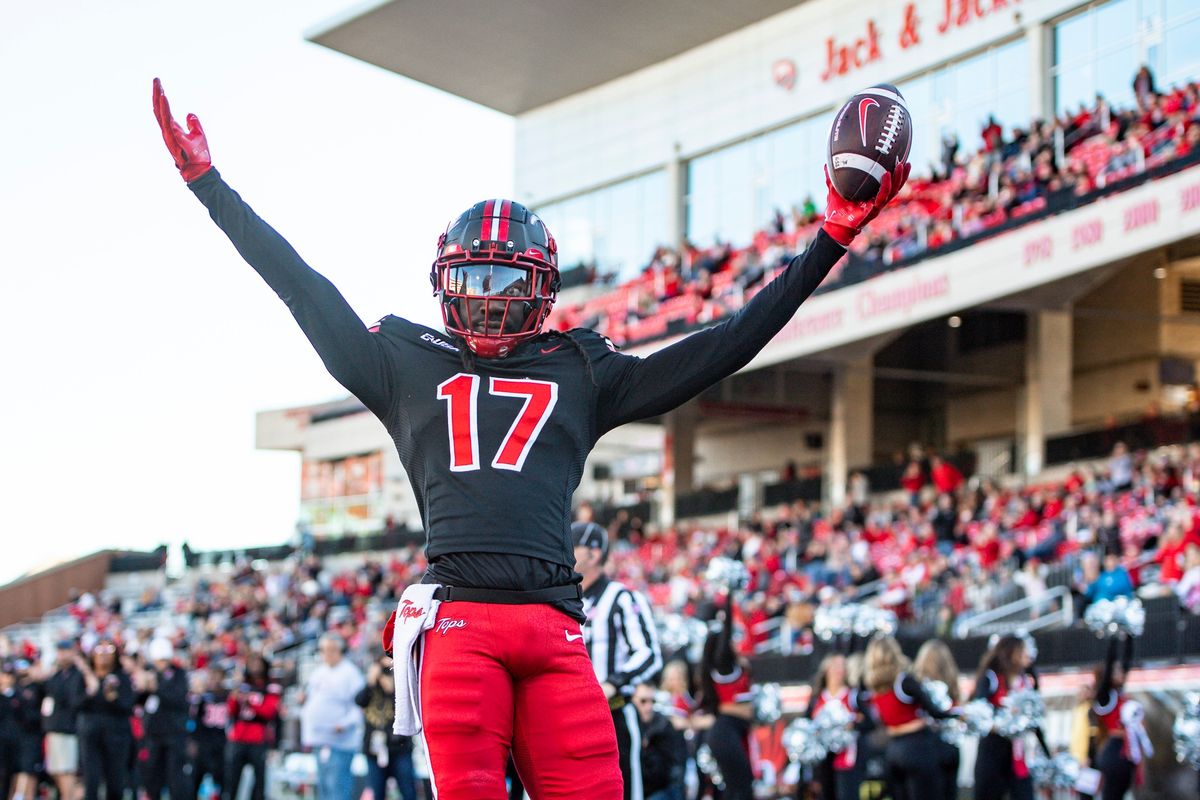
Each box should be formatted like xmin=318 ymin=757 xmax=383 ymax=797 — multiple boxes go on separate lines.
xmin=0 ymin=0 xmax=514 ymax=583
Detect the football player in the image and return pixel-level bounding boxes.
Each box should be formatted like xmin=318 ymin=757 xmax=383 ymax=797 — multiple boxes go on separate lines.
xmin=153 ymin=78 xmax=907 ymax=799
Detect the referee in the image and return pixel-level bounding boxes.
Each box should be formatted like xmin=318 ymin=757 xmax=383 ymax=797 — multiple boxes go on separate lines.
xmin=574 ymin=521 xmax=664 ymax=800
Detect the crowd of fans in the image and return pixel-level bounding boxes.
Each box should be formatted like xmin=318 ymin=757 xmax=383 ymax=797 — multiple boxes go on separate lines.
xmin=596 ymin=439 xmax=1200 ymax=660
xmin=548 ymin=71 xmax=1200 ymax=348
xmin=5 ymin=63 xmax=1200 ymax=800
xmin=1 ymin=436 xmax=1197 ymax=799
xmin=0 ymin=551 xmax=428 ymax=800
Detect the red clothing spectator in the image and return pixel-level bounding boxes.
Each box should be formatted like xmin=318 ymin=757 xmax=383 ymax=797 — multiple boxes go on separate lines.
xmin=1157 ymin=527 xmax=1200 ymax=583
xmin=930 ymin=457 xmax=964 ymax=495
xmin=900 ymin=461 xmax=925 ymax=498
xmin=228 ymin=679 xmax=282 ymax=746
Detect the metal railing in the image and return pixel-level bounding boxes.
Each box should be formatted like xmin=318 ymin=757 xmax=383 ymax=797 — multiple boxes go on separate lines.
xmin=952 ymin=585 xmax=1074 ymax=639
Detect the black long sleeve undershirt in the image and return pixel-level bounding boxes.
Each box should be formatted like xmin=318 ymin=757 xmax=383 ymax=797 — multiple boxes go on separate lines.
xmin=711 ymin=594 xmax=737 ymax=677
xmin=1096 ymin=634 xmax=1134 ymax=710
xmin=188 ymin=169 xmax=398 ymax=419
xmin=898 ymin=673 xmax=955 ymax=720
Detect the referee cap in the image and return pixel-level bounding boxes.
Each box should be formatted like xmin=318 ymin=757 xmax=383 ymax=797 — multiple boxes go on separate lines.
xmin=572 ymin=521 xmax=609 ymax=562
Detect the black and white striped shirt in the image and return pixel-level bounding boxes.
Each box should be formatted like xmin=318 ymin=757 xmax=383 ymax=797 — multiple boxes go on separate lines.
xmin=582 ymin=576 xmax=663 ymax=696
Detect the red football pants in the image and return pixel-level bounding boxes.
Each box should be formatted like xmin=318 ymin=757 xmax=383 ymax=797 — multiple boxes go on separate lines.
xmin=418 ymin=601 xmax=622 ymax=799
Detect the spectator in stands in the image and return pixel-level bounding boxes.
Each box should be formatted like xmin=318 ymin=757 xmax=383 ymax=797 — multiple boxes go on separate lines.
xmin=1175 ymin=543 xmax=1200 ymax=614
xmin=1108 ymin=442 xmax=1134 ymax=492
xmin=930 ymin=455 xmax=964 ymax=496
xmin=900 ymin=460 xmax=925 ymax=506
xmin=8 ymin=659 xmax=42 ymax=800
xmin=1086 ymin=550 xmax=1135 ymax=603
xmin=188 ymin=663 xmax=228 ymax=800
xmin=77 ymin=640 xmax=135 ymax=800
xmin=633 ymin=682 xmax=686 ymax=800
xmin=300 ymin=634 xmax=364 ymax=800
xmin=0 ymin=662 xmax=21 ymax=800
xmin=43 ymin=639 xmax=84 ymax=800
xmin=137 ymin=638 xmax=191 ymax=800
xmin=355 ymin=652 xmax=417 ymax=800
xmin=930 ymin=493 xmax=958 ymax=555
xmin=1014 ymin=558 xmax=1051 ymax=619
xmin=1155 ymin=513 xmax=1200 ymax=584
xmin=659 ymin=660 xmax=697 ymax=722
xmin=226 ymin=652 xmax=280 ymax=800
xmin=1133 ymin=65 xmax=1157 ymax=110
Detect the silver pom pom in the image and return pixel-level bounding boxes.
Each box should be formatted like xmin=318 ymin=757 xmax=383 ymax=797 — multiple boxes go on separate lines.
xmin=782 ymin=717 xmax=829 ymax=764
xmin=1174 ymin=713 xmax=1200 ymax=769
xmin=1051 ymin=752 xmax=1081 ymax=788
xmin=814 ymin=604 xmax=855 ymax=641
xmin=937 ymin=717 xmax=967 ymax=747
xmin=1027 ymin=752 xmax=1055 ymax=786
xmin=853 ymin=605 xmax=898 ymax=638
xmin=657 ymin=613 xmax=708 ymax=662
xmin=696 ymin=743 xmax=725 ymax=788
xmin=922 ymin=680 xmax=954 ymax=715
xmin=994 ymin=689 xmax=1045 ymax=738
xmin=1084 ymin=596 xmax=1145 ymax=638
xmin=752 ymin=683 xmax=783 ymax=725
xmin=813 ymin=603 xmax=897 ymax=641
xmin=958 ymin=699 xmax=996 ymax=738
xmin=704 ymin=557 xmax=751 ymax=594
xmin=1029 ymin=752 xmax=1083 ymax=789
xmin=1186 ymin=692 xmax=1200 ymax=720
xmin=813 ymin=700 xmax=856 ymax=755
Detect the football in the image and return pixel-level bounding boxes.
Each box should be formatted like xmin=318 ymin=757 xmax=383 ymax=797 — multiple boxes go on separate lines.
xmin=827 ymin=83 xmax=913 ymax=202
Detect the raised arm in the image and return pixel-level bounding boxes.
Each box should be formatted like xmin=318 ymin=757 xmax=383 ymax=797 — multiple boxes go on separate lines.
xmin=596 ymin=165 xmax=908 ymax=432
xmin=153 ymin=79 xmax=397 ymax=418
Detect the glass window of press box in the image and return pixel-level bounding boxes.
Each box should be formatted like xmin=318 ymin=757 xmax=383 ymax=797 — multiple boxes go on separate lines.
xmin=1053 ymin=0 xmax=1200 ymax=115
xmin=534 ymin=171 xmax=668 ymax=283
xmin=896 ymin=37 xmax=1029 ymax=177
xmin=686 ymin=114 xmax=832 ymax=249
xmin=684 ymin=40 xmax=1029 ymax=250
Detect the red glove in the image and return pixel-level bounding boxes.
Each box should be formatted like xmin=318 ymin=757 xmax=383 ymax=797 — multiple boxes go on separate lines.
xmin=152 ymin=78 xmax=212 ymax=183
xmin=821 ymin=161 xmax=911 ymax=247
xmin=381 ymin=610 xmax=395 ymax=657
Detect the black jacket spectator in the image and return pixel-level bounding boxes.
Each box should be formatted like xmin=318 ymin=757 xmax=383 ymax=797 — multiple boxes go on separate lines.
xmin=140 ymin=665 xmax=190 ymax=737
xmin=355 ymin=679 xmax=412 ymax=756
xmin=639 ymin=709 xmax=687 ymax=796
xmin=42 ymin=664 xmax=85 ymax=734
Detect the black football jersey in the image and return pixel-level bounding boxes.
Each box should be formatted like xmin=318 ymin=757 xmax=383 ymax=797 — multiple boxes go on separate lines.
xmin=189 ymin=170 xmax=846 ymax=574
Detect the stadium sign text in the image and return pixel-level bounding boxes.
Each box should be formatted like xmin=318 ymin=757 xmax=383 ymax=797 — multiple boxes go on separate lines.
xmin=818 ymin=0 xmax=1021 ymax=81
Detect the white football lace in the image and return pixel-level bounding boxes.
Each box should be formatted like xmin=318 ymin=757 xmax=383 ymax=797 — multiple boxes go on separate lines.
xmin=876 ymin=105 xmax=903 ymax=155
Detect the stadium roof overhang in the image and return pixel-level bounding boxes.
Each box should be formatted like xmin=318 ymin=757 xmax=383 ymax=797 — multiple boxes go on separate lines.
xmin=308 ymin=0 xmax=805 ymax=115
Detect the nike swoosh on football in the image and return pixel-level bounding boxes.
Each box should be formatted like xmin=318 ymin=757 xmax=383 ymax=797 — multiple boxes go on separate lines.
xmin=565 ymin=630 xmax=584 ymax=642
xmin=541 ymin=345 xmax=562 ymax=354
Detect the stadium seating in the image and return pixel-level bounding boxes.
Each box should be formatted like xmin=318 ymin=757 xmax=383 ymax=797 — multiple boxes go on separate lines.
xmin=548 ymin=81 xmax=1200 ymax=348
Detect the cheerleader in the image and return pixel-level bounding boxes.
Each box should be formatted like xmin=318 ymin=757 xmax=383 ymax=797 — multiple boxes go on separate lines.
xmin=1092 ymin=633 xmax=1148 ymax=800
xmin=865 ymin=636 xmax=956 ymax=800
xmin=971 ymin=634 xmax=1038 ymax=800
xmin=699 ymin=594 xmax=754 ymax=800
xmin=806 ymin=654 xmax=865 ymax=800
xmin=913 ymin=640 xmax=960 ymax=800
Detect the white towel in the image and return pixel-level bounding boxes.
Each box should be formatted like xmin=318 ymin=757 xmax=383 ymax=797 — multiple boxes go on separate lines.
xmin=391 ymin=583 xmax=441 ymax=736
xmin=1120 ymin=699 xmax=1154 ymax=764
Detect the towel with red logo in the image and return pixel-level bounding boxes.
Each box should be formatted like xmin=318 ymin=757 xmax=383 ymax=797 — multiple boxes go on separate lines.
xmin=390 ymin=583 xmax=441 ymax=736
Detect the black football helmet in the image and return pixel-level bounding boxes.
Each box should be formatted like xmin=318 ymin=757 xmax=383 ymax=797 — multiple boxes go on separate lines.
xmin=430 ymin=199 xmax=560 ymax=358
